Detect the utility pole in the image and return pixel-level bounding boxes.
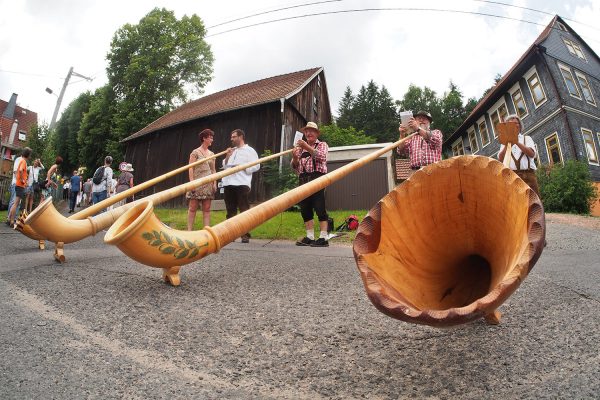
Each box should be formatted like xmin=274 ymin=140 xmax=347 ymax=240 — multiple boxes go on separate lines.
xmin=48 ymin=66 xmax=93 ymax=130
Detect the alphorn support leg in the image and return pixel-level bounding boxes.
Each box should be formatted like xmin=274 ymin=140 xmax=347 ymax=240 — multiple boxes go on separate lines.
xmin=39 ymin=240 xmax=45 ymax=250
xmin=54 ymin=242 xmax=66 ymax=263
xmin=162 ymin=266 xmax=181 ymax=286
xmin=484 ymin=310 xmax=502 ymax=325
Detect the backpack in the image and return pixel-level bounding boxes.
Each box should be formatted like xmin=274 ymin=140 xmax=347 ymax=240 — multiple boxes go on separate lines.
xmin=92 ymin=166 xmax=105 ymax=185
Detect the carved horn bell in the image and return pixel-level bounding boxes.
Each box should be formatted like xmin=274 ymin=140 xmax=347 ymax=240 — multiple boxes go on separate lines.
xmin=353 ymin=156 xmax=545 ymax=327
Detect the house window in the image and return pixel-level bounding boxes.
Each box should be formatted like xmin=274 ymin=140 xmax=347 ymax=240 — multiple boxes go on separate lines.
xmin=18 ymin=131 xmax=26 ymax=141
xmin=558 ymin=64 xmax=581 ymax=99
xmin=545 ymin=133 xmax=563 ymax=165
xmin=452 ymin=139 xmax=465 ymax=156
xmin=527 ymin=72 xmax=547 ymax=107
xmin=317 ymin=75 xmax=321 ymax=88
xmin=478 ymin=119 xmax=490 ymax=147
xmin=563 ymin=38 xmax=586 ymax=61
xmin=557 ymin=22 xmax=567 ymax=31
xmin=511 ymin=88 xmax=528 ymax=118
xmin=489 ymin=103 xmax=508 ymax=137
xmin=575 ymin=72 xmax=596 ymax=106
xmin=581 ymin=128 xmax=599 ymax=164
xmin=468 ymin=129 xmax=479 ymax=153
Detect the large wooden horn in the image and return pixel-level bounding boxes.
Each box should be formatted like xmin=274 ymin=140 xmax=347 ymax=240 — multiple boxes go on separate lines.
xmin=15 ymin=149 xmax=229 ymax=240
xmin=353 ymin=156 xmax=545 ymax=327
xmin=22 ymin=149 xmax=294 ymax=246
xmin=104 ymin=135 xmax=418 ymax=286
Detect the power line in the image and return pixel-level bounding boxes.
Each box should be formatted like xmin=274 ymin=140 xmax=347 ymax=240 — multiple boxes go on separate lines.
xmin=0 ymin=68 xmax=64 ymax=80
xmin=208 ymin=0 xmax=343 ymax=28
xmin=205 ymin=7 xmax=600 ymax=47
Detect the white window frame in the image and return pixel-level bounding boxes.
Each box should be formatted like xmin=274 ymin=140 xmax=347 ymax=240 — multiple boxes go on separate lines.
xmin=18 ymin=130 xmax=26 ymax=141
xmin=477 ymin=117 xmax=490 ymax=148
xmin=563 ymin=38 xmax=587 ymax=61
xmin=581 ymin=128 xmax=599 ymax=165
xmin=467 ymin=128 xmax=479 ymax=154
xmin=525 ymin=67 xmax=547 ymax=108
xmin=452 ymin=138 xmax=465 ymax=156
xmin=544 ymin=132 xmax=564 ymax=165
xmin=488 ymin=98 xmax=509 ymax=138
xmin=557 ymin=22 xmax=567 ymax=32
xmin=509 ymin=83 xmax=529 ymax=120
xmin=574 ymin=71 xmax=596 ymax=106
xmin=558 ymin=62 xmax=582 ymax=99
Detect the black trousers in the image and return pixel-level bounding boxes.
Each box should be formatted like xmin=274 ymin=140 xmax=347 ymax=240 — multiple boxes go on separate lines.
xmin=224 ymin=185 xmax=251 ymax=238
xmin=299 ymin=188 xmax=328 ymax=223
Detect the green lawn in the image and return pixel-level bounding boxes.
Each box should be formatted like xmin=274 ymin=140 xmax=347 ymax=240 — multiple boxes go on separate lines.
xmin=154 ymin=208 xmax=367 ymax=243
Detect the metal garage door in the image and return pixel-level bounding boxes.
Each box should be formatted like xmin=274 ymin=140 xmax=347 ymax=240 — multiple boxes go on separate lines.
xmin=325 ymin=158 xmax=388 ymax=210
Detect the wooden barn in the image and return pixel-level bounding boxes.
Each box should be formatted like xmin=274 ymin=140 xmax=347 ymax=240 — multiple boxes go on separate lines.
xmin=122 ymin=67 xmax=332 ymax=206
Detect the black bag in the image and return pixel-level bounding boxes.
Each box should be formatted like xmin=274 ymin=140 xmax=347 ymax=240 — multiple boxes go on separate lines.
xmin=92 ymin=166 xmax=105 ymax=185
xmin=33 ymin=181 xmax=41 ymax=193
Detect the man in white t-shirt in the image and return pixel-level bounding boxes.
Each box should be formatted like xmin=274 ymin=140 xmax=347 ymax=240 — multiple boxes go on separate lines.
xmin=91 ymin=155 xmax=113 ymax=213
xmin=222 ymin=129 xmax=260 ymax=243
xmin=6 ymin=152 xmax=24 ymax=224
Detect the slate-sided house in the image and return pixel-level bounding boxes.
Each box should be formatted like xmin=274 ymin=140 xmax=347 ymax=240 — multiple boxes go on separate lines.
xmin=122 ymin=67 xmax=331 ymax=206
xmin=443 ymin=16 xmax=600 ymax=215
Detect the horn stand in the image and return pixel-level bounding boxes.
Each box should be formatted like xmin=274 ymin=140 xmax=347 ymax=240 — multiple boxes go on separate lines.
xmin=23 ymin=149 xmax=293 ymax=262
xmin=104 ymin=135 xmax=417 ymax=285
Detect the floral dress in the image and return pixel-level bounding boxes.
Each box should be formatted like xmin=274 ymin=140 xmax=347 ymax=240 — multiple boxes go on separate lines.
xmin=186 ymin=148 xmax=215 ymax=200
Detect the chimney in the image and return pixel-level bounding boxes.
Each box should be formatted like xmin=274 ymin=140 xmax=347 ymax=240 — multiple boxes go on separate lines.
xmin=2 ymin=93 xmax=18 ymax=119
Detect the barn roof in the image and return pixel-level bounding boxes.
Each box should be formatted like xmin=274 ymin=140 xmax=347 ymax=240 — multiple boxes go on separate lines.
xmin=123 ymin=67 xmax=323 ymax=142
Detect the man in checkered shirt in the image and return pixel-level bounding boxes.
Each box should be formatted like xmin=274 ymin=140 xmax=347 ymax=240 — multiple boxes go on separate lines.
xmin=397 ymin=110 xmax=443 ymax=172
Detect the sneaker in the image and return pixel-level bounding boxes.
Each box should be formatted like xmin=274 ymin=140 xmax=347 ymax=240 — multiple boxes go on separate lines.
xmin=241 ymin=236 xmax=250 ymax=243
xmin=310 ymin=238 xmax=329 ymax=247
xmin=296 ymin=237 xmax=314 ymax=246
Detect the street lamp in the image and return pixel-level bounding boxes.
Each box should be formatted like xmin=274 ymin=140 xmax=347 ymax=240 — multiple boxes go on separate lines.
xmin=46 ymin=67 xmax=93 ymax=130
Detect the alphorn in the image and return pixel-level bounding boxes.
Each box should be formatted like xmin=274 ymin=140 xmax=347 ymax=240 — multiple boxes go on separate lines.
xmin=106 ymin=141 xmax=545 ymax=327
xmin=104 ymin=134 xmax=418 ymax=286
xmin=23 ymin=148 xmax=294 ymax=261
xmin=15 ymin=149 xmax=229 ymax=243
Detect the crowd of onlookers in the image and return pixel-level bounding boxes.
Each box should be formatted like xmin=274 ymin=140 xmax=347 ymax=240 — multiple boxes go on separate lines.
xmin=4 ymin=149 xmax=135 ymax=227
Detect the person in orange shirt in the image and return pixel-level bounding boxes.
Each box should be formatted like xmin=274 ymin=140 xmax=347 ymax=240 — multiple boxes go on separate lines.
xmin=7 ymin=147 xmax=31 ymax=227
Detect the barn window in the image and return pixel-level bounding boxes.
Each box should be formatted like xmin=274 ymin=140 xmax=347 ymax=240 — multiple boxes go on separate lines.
xmin=313 ymin=95 xmax=319 ymax=116
xmin=545 ymin=133 xmax=563 ymax=165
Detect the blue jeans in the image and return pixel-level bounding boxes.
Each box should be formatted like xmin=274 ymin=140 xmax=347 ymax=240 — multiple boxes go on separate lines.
xmin=7 ymin=183 xmax=20 ymax=219
xmin=69 ymin=191 xmax=79 ymax=211
xmin=92 ymin=190 xmax=108 ymax=213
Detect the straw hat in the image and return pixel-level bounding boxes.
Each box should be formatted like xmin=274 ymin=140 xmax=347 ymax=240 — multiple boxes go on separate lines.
xmin=301 ymin=121 xmax=321 ymax=134
xmin=123 ymin=163 xmax=134 ymax=172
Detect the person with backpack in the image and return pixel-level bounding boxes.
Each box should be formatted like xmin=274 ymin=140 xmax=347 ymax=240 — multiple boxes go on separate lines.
xmin=91 ymin=156 xmax=113 ymax=212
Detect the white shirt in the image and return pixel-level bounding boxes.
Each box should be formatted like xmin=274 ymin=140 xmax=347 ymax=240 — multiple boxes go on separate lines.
xmin=499 ymin=134 xmax=537 ymax=171
xmin=92 ymin=166 xmax=113 ymax=193
xmin=11 ymin=156 xmax=22 ymax=185
xmin=221 ymin=144 xmax=260 ymax=188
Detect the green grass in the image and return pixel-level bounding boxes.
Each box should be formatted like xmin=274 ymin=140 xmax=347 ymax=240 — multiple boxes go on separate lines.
xmin=154 ymin=208 xmax=367 ymax=243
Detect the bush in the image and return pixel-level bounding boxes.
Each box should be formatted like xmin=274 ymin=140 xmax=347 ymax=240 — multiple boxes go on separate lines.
xmin=260 ymin=150 xmax=298 ymax=197
xmin=537 ymin=160 xmax=598 ymax=214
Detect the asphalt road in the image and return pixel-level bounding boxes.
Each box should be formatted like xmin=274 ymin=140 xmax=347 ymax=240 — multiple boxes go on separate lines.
xmin=0 ymin=214 xmax=599 ymax=399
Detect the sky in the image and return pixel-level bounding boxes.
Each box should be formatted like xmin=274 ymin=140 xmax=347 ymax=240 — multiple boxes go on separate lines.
xmin=1 ymin=0 xmax=600 ymax=126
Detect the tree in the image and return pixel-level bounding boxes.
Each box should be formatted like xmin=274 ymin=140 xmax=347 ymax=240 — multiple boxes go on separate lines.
xmin=336 ymin=86 xmax=354 ymax=128
xmin=54 ymin=92 xmax=93 ymax=175
xmin=396 ymin=84 xmax=442 ymax=130
xmin=342 ymin=80 xmax=398 ymax=143
xmin=319 ymin=124 xmax=375 ymax=147
xmin=438 ymin=81 xmax=468 ymax=135
xmin=77 ymin=85 xmax=117 ymax=177
xmin=106 ymin=7 xmax=214 ymax=160
xmin=480 ymin=73 xmax=503 ymax=100
xmin=25 ymin=123 xmax=50 ymax=164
